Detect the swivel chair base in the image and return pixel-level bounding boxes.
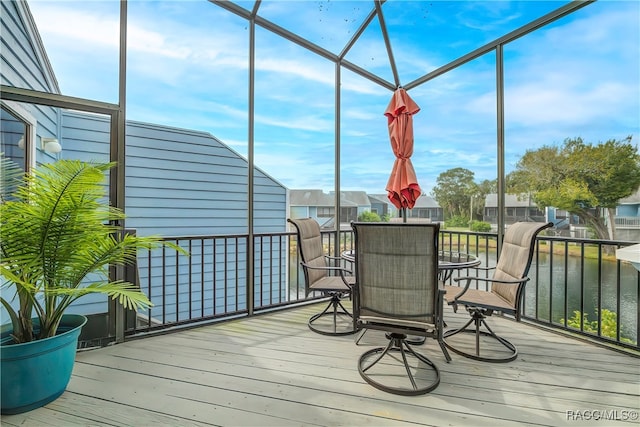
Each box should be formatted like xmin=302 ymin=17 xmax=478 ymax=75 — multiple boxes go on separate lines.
xmin=358 ymin=333 xmax=440 ymax=396
xmin=308 ymin=294 xmax=356 ymax=336
xmin=443 ymin=310 xmax=517 ymax=363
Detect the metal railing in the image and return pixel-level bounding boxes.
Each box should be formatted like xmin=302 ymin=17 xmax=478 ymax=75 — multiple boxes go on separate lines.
xmin=525 ymin=235 xmax=639 ymax=351
xmin=614 ymin=217 xmax=640 ymax=229
xmin=124 ymin=228 xmax=639 ymax=352
xmin=438 ymin=230 xmax=639 ymax=351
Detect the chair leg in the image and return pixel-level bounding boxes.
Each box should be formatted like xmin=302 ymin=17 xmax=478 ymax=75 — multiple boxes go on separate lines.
xmin=438 ymin=338 xmax=452 ymax=363
xmin=358 ymin=333 xmax=440 ymax=395
xmin=443 ymin=310 xmax=518 ymax=363
xmin=354 ymin=328 xmax=368 ymax=345
xmin=308 ymin=294 xmax=356 ymax=336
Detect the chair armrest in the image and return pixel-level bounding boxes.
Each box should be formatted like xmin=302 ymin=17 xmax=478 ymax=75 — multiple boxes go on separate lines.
xmin=324 ymin=254 xmax=352 ymax=268
xmin=449 ymin=276 xmax=529 ymax=301
xmin=299 ymin=261 xmax=354 ymax=284
xmin=300 ymin=261 xmax=351 ymax=273
xmin=453 ymin=276 xmax=529 ymax=285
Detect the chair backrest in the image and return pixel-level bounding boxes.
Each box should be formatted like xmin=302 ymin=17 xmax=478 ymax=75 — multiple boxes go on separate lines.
xmin=287 ymin=218 xmax=328 ymax=291
xmin=351 ymin=222 xmax=440 ymax=325
xmin=492 ymin=222 xmax=553 ymax=307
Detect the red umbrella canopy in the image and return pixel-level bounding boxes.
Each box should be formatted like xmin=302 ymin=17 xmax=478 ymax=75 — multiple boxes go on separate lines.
xmin=384 ymin=88 xmax=422 ymax=210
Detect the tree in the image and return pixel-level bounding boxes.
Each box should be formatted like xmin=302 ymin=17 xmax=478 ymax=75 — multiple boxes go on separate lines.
xmin=472 ymin=179 xmax=497 ymax=220
xmin=431 ymin=168 xmax=476 ymax=219
xmin=509 ymin=136 xmax=640 ymax=240
xmin=357 ymin=211 xmax=381 ymax=222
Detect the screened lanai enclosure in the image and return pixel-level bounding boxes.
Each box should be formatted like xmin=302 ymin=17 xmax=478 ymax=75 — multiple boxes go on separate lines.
xmin=1 ymin=0 xmax=639 ymax=349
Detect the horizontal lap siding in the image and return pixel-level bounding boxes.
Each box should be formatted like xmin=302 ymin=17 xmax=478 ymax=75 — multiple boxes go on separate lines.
xmin=0 ymin=2 xmax=72 ymax=320
xmin=60 ymin=112 xmax=287 ymax=236
xmin=0 ymin=2 xmax=52 ymax=93
xmin=1 ymin=1 xmax=60 ymax=158
xmin=59 ymin=115 xmax=111 ymax=163
xmin=139 ymin=240 xmax=248 ymax=322
xmin=4 ymin=2 xmax=287 ymax=326
xmin=60 ymin=112 xmax=287 ymax=317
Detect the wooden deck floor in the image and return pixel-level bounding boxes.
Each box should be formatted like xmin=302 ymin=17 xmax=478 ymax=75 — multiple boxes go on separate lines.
xmin=3 ymin=303 xmax=639 ymax=427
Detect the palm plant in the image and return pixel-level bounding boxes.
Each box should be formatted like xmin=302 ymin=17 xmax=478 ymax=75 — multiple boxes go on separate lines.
xmin=1 ymin=157 xmax=177 ymax=343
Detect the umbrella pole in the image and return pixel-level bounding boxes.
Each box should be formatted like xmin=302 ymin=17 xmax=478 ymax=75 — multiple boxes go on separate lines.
xmin=402 ymin=207 xmax=407 ymax=223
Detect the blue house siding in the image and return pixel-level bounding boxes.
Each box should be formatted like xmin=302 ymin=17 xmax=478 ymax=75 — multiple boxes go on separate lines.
xmin=0 ymin=1 xmax=57 ymax=93
xmin=289 ymin=206 xmax=310 ymax=219
xmin=60 ymin=113 xmax=286 ymax=234
xmin=141 ymin=239 xmax=248 ymax=323
xmin=2 ymin=1 xmax=289 ymax=328
xmin=1 ymin=0 xmax=61 ymax=166
xmin=618 ymin=205 xmax=639 ymax=217
xmin=59 ymin=111 xmax=287 ymax=320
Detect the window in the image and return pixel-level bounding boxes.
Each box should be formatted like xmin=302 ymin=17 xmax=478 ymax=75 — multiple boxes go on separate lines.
xmin=317 ymin=207 xmax=334 ymax=217
xmin=340 ymin=207 xmax=357 ymax=223
xmin=1 ymin=103 xmax=36 ymax=174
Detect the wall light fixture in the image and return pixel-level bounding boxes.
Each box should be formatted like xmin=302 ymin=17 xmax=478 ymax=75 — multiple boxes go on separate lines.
xmin=41 ymin=137 xmax=62 ymax=154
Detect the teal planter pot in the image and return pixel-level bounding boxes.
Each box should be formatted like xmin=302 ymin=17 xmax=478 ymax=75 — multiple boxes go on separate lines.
xmin=0 ymin=314 xmax=87 ymax=415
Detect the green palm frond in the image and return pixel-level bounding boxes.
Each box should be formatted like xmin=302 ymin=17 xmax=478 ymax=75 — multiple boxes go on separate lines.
xmin=0 ymin=157 xmax=182 ymax=342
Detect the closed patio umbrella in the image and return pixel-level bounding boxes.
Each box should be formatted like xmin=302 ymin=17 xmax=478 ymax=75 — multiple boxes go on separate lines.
xmin=385 ymin=88 xmax=422 ymax=217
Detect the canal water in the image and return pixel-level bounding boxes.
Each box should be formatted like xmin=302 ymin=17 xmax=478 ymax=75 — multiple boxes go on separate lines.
xmin=525 ymin=252 xmax=638 ymax=342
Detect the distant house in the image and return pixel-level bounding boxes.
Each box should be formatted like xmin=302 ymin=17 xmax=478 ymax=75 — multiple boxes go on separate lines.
xmin=288 ymin=189 xmax=372 ymax=229
xmin=338 ymin=191 xmax=371 ymax=224
xmin=484 ymin=192 xmax=640 ymax=240
xmin=368 ymin=193 xmax=397 ymax=219
xmin=369 ymin=193 xmax=445 ymax=222
xmin=407 ymin=195 xmax=444 ymax=222
xmin=289 ymin=190 xmax=445 ymax=228
xmin=288 ymin=189 xmax=338 ymax=228
xmin=484 ymin=194 xmax=546 ymax=226
xmin=612 ymin=189 xmax=640 ymax=241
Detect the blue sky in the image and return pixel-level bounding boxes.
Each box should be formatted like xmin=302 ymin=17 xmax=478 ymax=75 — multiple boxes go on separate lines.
xmin=28 ymin=0 xmax=639 ymax=195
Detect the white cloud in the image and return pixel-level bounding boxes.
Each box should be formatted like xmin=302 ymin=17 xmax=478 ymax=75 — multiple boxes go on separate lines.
xmin=254 ymin=113 xmax=334 ymax=132
xmin=28 ymin=3 xmax=120 ymax=49
xmin=25 ymin=0 xmax=639 ymax=194
xmin=256 ymin=58 xmax=334 ymax=86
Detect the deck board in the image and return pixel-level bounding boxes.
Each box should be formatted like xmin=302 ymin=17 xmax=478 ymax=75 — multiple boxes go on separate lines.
xmin=3 ymin=303 xmax=639 ymax=426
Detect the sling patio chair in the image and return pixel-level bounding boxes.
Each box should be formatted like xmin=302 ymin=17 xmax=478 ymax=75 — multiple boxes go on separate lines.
xmin=351 ymin=222 xmax=451 ymax=396
xmin=288 ymin=218 xmax=356 ymax=336
xmin=443 ymin=221 xmax=553 ymax=363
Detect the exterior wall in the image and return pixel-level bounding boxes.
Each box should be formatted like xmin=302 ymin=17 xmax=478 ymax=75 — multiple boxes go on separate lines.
xmin=618 ymin=204 xmax=639 ymax=217
xmin=1 ymin=1 xmax=72 ymax=323
xmin=369 ymin=201 xmax=387 ymax=216
xmin=616 ymin=229 xmax=640 ymax=242
xmin=289 ymin=206 xmax=310 ymax=220
xmin=56 ymin=111 xmax=288 ymax=319
xmin=356 ymin=206 xmax=369 ymax=218
xmin=60 ymin=112 xmax=286 ymax=235
xmin=546 ymin=207 xmax=557 ymax=223
xmin=0 ymin=0 xmax=61 ymax=166
xmin=614 ymin=203 xmax=640 ymax=241
xmin=308 ymin=206 xmax=318 ymax=219
xmin=409 ymin=207 xmax=443 ymax=221
xmin=483 ymin=194 xmax=546 ymax=225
